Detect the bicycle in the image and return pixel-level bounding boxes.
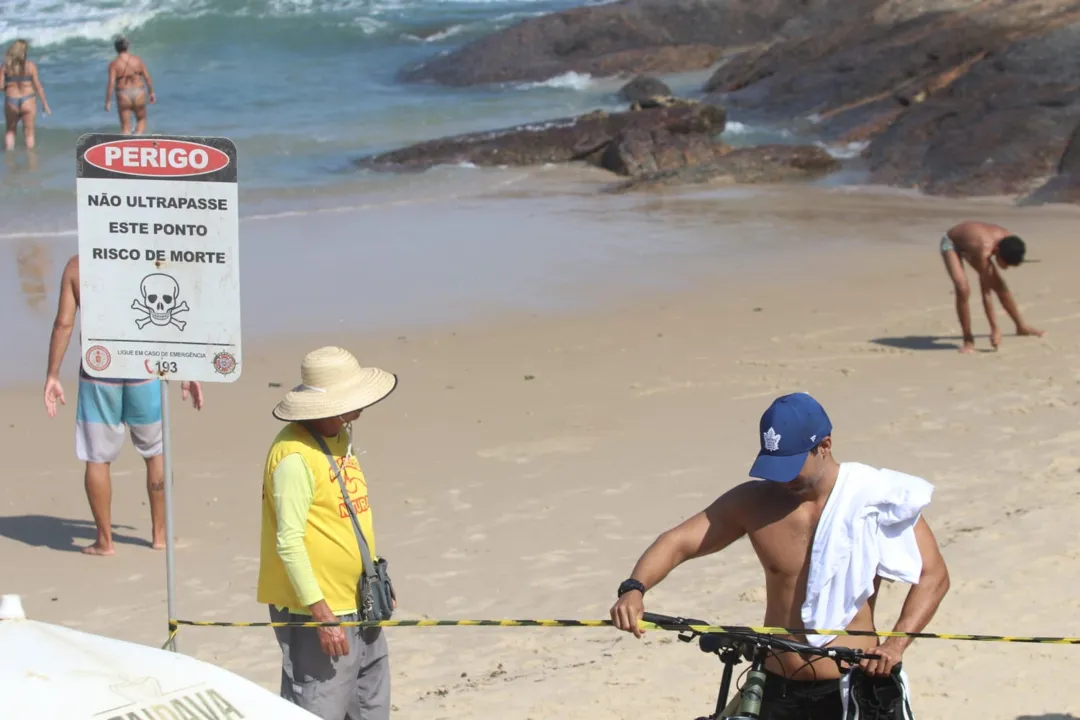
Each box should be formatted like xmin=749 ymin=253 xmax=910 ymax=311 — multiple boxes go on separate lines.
xmin=641 ymin=612 xmax=877 ymax=719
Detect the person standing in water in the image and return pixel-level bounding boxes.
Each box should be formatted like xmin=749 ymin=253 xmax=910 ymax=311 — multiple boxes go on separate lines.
xmin=2 ymin=39 xmax=52 ymax=151
xmin=104 ymin=36 xmax=155 ymax=135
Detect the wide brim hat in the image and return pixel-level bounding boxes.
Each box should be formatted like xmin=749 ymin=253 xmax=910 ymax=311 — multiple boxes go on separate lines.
xmin=273 ymin=346 xmax=397 ymax=422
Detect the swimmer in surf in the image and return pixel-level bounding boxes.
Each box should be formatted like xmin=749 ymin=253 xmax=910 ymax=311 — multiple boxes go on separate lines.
xmin=105 ymin=36 xmax=155 ymax=135
xmin=3 ymin=39 xmax=52 ymax=151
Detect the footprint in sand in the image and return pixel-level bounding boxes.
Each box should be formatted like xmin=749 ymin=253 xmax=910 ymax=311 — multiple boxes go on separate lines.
xmin=406 ymin=570 xmax=466 ymax=588
xmin=1045 ymin=456 xmax=1080 ymax=476
xmin=530 ymin=569 xmax=608 ymax=591
xmin=657 ymin=467 xmax=704 ymax=479
xmin=738 ymin=586 xmax=767 ymax=603
xmin=476 ymin=436 xmax=595 ymax=464
xmin=601 ymin=482 xmax=633 ymax=496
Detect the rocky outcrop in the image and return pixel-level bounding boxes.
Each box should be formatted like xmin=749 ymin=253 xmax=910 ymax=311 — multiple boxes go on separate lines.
xmin=359 ymin=101 xmax=727 ymax=173
xmin=1019 ymin=120 xmax=1080 ymax=205
xmin=605 ymin=145 xmax=840 ymax=192
xmin=866 ymin=15 xmax=1080 ymax=197
xmin=600 ymin=124 xmax=730 ymax=175
xmin=398 ymin=0 xmax=888 ymax=87
xmin=700 ymin=0 xmax=1080 ymax=198
xmin=618 ymin=75 xmax=673 ymax=104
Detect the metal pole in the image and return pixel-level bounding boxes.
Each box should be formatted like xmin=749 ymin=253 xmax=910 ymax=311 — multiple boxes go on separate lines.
xmin=161 ymin=377 xmax=177 ymax=652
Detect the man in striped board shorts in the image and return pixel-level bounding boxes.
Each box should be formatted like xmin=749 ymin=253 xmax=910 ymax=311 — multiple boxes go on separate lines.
xmin=43 ymin=254 xmax=204 ymax=556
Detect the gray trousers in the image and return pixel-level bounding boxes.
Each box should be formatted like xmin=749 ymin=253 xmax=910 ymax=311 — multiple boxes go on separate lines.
xmin=270 ymin=606 xmax=391 ymax=720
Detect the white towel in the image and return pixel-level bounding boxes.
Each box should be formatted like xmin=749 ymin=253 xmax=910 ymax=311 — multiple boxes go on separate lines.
xmin=802 ymin=462 xmax=934 ymax=647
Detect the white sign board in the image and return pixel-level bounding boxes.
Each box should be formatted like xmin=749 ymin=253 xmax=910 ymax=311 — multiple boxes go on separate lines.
xmin=76 ymin=134 xmax=241 ymax=382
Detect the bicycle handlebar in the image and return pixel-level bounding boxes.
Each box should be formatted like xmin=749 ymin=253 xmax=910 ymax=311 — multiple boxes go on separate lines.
xmin=641 ymin=612 xmax=873 ymax=666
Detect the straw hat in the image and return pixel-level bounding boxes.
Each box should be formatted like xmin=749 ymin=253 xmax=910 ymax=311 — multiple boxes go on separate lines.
xmin=273 ymin=346 xmax=397 ymax=422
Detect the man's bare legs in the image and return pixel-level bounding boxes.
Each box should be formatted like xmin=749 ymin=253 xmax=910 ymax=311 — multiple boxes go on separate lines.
xmin=941 ymin=250 xmax=975 ymax=353
xmin=990 ymin=270 xmax=1046 ymax=339
xmin=84 ymin=455 xmax=166 ymax=554
xmin=145 ymin=453 xmax=166 ymax=550
xmin=83 ymin=461 xmax=115 ymax=556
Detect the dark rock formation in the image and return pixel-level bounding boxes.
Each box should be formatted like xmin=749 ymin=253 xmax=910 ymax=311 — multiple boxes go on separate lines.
xmin=866 ymin=16 xmax=1080 ymax=197
xmin=605 ymin=145 xmax=840 ymax=192
xmin=699 ymin=0 xmax=1080 ymax=198
xmin=359 ymin=101 xmax=727 ymax=173
xmin=1020 ymin=120 xmax=1080 ymax=205
xmin=618 ymin=75 xmax=674 ymax=104
xmin=398 ymin=0 xmax=888 ymax=87
xmin=600 ymin=125 xmax=729 ymax=176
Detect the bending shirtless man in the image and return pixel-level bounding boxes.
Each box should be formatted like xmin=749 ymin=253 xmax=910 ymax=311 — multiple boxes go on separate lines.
xmin=611 ymin=393 xmax=950 ymax=719
xmin=44 ymin=255 xmax=203 ymax=555
xmin=104 ymin=36 xmax=155 ymax=135
xmin=941 ymin=221 xmax=1044 ymax=354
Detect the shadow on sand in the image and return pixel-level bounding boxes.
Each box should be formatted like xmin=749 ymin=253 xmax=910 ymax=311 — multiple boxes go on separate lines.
xmin=869 ymin=335 xmax=994 ymax=353
xmin=1017 ymin=715 xmax=1080 ymax=720
xmin=0 ymin=514 xmax=151 ymax=552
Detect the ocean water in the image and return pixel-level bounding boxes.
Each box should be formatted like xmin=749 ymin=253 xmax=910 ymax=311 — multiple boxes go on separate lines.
xmin=0 ymin=0 xmax=813 ymax=234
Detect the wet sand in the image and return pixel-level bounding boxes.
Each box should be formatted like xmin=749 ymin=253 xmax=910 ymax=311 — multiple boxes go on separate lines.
xmin=2 ymin=179 xmax=1080 ymax=718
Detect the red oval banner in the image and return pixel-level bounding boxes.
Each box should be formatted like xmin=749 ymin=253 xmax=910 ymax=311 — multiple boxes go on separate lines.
xmin=83 ymin=139 xmax=230 ymax=178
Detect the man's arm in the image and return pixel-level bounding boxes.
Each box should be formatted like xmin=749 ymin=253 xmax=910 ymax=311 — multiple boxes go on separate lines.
xmin=988 ymin=265 xmax=1043 ymax=338
xmin=862 ymin=517 xmax=950 ymax=676
xmin=271 ymin=454 xmax=350 ymax=657
xmin=975 ymin=260 xmax=1000 ymax=345
xmin=44 ymin=259 xmax=78 ymax=417
xmin=611 ymin=488 xmax=748 ymax=637
xmin=46 ymin=259 xmax=77 ymax=379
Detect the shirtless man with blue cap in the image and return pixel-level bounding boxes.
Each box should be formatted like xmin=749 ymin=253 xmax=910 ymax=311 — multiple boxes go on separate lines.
xmin=610 ymin=392 xmax=950 ymax=719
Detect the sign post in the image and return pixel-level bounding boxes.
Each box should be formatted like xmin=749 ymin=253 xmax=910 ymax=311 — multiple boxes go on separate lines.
xmin=76 ymin=135 xmax=242 ymax=651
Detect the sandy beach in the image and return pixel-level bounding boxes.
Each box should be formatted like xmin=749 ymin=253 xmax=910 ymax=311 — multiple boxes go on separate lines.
xmin=3 ymin=180 xmax=1080 ymax=719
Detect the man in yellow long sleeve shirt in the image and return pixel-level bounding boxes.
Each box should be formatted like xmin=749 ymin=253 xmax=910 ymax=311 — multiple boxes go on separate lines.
xmin=258 ymin=346 xmax=398 ymax=720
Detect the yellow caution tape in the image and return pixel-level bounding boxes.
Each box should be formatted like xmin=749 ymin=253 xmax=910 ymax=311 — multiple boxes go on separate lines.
xmin=166 ymin=618 xmax=1080 ymax=644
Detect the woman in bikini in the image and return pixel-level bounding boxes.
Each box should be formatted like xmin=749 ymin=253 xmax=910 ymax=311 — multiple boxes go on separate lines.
xmin=2 ymin=39 xmax=51 ymax=151
xmin=104 ymin=36 xmax=156 ymax=135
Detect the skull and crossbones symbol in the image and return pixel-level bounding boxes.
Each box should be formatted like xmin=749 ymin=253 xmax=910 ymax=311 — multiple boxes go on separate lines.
xmin=132 ymin=273 xmax=189 ymax=330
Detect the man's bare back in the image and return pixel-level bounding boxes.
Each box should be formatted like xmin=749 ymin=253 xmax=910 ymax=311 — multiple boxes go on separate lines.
xmin=945 ymin=220 xmax=1008 ymax=266
xmin=725 ymin=481 xmax=881 ymax=679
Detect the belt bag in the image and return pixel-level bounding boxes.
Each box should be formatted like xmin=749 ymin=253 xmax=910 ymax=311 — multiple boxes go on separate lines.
xmin=305 ymin=426 xmax=395 ymax=623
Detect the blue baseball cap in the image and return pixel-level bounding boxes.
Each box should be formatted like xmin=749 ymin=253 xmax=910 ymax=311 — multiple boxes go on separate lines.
xmin=749 ymin=393 xmax=833 ymax=482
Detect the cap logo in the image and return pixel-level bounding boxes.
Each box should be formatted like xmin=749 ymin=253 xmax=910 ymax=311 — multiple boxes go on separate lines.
xmin=810 ymin=435 xmax=816 ymax=443
xmin=763 ymin=427 xmax=781 ymax=452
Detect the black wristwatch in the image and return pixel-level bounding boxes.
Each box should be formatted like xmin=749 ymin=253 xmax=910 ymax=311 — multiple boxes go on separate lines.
xmin=617 ymin=578 xmax=646 ymax=597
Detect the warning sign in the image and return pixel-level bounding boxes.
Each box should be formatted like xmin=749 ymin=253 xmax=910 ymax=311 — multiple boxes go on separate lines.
xmin=76 ymin=134 xmax=241 ymax=383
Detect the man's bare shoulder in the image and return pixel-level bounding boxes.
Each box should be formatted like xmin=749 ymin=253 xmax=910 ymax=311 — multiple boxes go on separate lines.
xmin=712 ymin=480 xmax=780 ymax=512
xmin=951 ymin=220 xmax=1008 ymax=239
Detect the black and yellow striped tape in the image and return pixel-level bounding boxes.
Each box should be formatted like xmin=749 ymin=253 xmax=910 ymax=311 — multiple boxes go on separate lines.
xmin=167 ymin=618 xmax=1080 ymax=644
